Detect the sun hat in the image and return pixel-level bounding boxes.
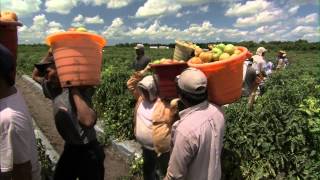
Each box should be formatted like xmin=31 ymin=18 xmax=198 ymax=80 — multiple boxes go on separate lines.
xmin=134 ymin=43 xmax=144 ymax=50
xmin=176 ymin=67 xmax=207 ymax=95
xmin=256 ymin=47 xmax=267 ymax=56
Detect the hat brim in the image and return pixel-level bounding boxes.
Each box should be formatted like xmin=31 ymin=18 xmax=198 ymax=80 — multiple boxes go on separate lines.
xmin=34 ymin=62 xmax=53 ymax=74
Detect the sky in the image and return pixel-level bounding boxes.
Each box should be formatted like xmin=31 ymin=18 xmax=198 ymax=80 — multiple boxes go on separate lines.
xmin=1 ymin=0 xmax=319 ymax=45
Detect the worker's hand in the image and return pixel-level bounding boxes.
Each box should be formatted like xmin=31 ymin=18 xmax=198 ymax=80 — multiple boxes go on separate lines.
xmin=140 ymin=64 xmax=151 ymax=75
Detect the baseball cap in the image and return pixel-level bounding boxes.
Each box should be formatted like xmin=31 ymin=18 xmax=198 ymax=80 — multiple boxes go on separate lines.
xmin=176 ymin=68 xmax=207 ymax=95
xmin=256 ymin=47 xmax=267 ymax=56
xmin=134 ymin=43 xmax=144 ymax=50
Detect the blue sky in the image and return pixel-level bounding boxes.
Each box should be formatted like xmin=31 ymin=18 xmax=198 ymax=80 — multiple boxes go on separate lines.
xmin=1 ymin=0 xmax=319 ymax=45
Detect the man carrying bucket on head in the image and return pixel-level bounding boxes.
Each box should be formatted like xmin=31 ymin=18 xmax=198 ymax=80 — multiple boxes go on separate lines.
xmin=165 ymin=68 xmax=225 ymax=180
xmin=127 ymin=64 xmax=180 ymax=180
xmin=133 ymin=44 xmax=151 ymax=71
xmin=32 ymin=51 xmax=105 ymax=180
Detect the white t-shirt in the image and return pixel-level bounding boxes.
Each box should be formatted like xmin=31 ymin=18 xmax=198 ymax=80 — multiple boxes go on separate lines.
xmin=0 ymin=90 xmax=41 ymax=180
xmin=135 ymin=100 xmax=156 ymax=150
xmin=252 ymin=55 xmax=267 ymax=74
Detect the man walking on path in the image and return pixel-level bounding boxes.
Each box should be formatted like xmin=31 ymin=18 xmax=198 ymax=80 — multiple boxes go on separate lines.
xmin=133 ymin=44 xmax=151 ymax=71
xmin=32 ymin=52 xmax=105 ymax=180
xmin=165 ymin=68 xmax=225 ymax=180
xmin=0 ymin=44 xmax=41 ymax=180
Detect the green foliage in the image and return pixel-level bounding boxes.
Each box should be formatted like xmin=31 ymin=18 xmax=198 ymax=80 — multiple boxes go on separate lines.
xmin=36 ymin=138 xmax=55 ymax=179
xmin=16 ymin=44 xmax=320 ymax=179
xmin=222 ymin=50 xmax=320 ymax=179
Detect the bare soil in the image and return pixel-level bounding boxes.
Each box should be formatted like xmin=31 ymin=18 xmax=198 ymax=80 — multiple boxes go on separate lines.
xmin=16 ymin=76 xmax=131 ymax=179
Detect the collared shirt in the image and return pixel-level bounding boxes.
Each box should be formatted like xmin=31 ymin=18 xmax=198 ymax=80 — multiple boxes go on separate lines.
xmin=165 ymin=101 xmax=225 ymax=180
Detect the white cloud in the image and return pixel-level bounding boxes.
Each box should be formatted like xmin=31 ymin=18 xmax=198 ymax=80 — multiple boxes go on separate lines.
xmin=225 ymin=0 xmax=271 ymax=17
xmin=45 ymin=0 xmax=78 ymax=14
xmin=135 ymin=0 xmax=182 ymax=18
xmin=18 ymin=14 xmax=66 ymax=44
xmin=199 ymin=5 xmax=209 ymax=13
xmin=107 ymin=0 xmax=132 ymax=8
xmin=134 ymin=0 xmax=216 ymax=18
xmin=73 ymin=14 xmax=84 ymax=22
xmin=1 ymin=0 xmax=42 ymax=17
xmin=296 ymin=13 xmax=318 ymax=25
xmin=283 ymin=25 xmax=320 ymax=42
xmin=234 ymin=9 xmax=284 ymax=27
xmin=47 ymin=21 xmax=64 ymax=34
xmin=291 ymin=26 xmax=317 ymax=34
xmin=102 ymin=17 xmax=127 ymax=39
xmin=176 ymin=11 xmax=192 ymax=18
xmin=288 ymin=5 xmax=299 ymax=15
xmin=71 ymin=14 xmax=104 ymax=27
xmin=84 ymin=15 xmax=104 ymax=24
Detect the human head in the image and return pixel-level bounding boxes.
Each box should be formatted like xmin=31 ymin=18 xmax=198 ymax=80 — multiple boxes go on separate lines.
xmin=0 ymin=44 xmax=15 ymax=87
xmin=135 ymin=43 xmax=145 ymax=56
xmin=35 ymin=55 xmax=60 ymax=88
xmin=176 ymin=68 xmax=208 ymax=106
xmin=278 ymin=50 xmax=286 ymax=58
xmin=256 ymin=47 xmax=267 ymax=56
xmin=137 ymin=75 xmax=158 ymax=102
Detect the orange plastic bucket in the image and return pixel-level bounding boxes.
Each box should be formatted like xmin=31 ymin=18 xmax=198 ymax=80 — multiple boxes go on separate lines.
xmin=188 ymin=46 xmax=251 ymax=105
xmin=0 ymin=21 xmax=22 ymax=77
xmin=46 ymin=32 xmax=107 ymax=87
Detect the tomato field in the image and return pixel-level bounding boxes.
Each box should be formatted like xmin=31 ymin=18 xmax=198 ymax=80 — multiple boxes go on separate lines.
xmin=16 ymin=42 xmax=320 ymax=179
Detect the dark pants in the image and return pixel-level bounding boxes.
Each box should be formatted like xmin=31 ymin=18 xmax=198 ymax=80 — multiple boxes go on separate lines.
xmin=53 ymin=140 xmax=105 ymax=180
xmin=142 ymin=148 xmax=170 ymax=180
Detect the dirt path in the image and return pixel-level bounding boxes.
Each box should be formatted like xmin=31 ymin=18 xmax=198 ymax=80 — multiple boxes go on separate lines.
xmin=16 ymin=76 xmax=131 ymax=179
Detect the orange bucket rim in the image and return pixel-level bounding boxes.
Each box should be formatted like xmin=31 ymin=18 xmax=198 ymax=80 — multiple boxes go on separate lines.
xmin=46 ymin=31 xmax=107 ymax=47
xmin=188 ymin=46 xmax=249 ymax=67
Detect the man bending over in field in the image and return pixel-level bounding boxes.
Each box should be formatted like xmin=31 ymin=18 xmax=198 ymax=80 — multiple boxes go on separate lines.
xmin=32 ymin=51 xmax=105 ymax=180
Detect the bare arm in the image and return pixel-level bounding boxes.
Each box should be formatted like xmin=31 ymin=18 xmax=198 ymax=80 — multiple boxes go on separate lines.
xmin=32 ymin=68 xmax=44 ymax=84
xmin=13 ymin=161 xmax=32 ymax=180
xmin=126 ymin=65 xmax=151 ymax=99
xmin=70 ymin=88 xmax=97 ymax=128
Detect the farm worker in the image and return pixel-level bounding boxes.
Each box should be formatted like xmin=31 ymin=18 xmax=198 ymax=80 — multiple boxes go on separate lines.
xmin=32 ymin=52 xmax=105 ymax=180
xmin=127 ymin=65 xmax=179 ymax=180
xmin=133 ymin=43 xmax=151 ymax=71
xmin=32 ymin=48 xmax=53 ymax=83
xmin=252 ymin=47 xmax=267 ymax=76
xmin=242 ymin=58 xmax=259 ymax=97
xmin=276 ymin=50 xmax=288 ymax=71
xmin=0 ymin=44 xmax=41 ymax=180
xmin=265 ymin=61 xmax=274 ymax=77
xmin=165 ymin=68 xmax=225 ymax=180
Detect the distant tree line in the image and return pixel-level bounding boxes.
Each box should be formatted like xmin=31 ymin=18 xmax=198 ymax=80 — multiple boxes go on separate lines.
xmin=19 ymin=39 xmax=320 ymax=51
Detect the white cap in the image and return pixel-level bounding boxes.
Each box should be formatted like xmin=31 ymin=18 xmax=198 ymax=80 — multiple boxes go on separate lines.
xmin=134 ymin=44 xmax=144 ymax=50
xmin=256 ymin=47 xmax=267 ymax=56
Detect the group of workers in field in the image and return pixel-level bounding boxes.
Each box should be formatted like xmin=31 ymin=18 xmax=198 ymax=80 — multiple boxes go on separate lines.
xmin=0 ymin=42 xmax=288 ymax=180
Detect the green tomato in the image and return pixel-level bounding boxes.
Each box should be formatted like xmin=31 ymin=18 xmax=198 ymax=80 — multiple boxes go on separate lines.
xmin=224 ymin=44 xmax=235 ymax=54
xmin=152 ymin=60 xmax=161 ymax=64
xmin=216 ymin=43 xmax=225 ymax=51
xmin=219 ymin=53 xmax=230 ymax=60
xmin=212 ymin=47 xmax=222 ymax=61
